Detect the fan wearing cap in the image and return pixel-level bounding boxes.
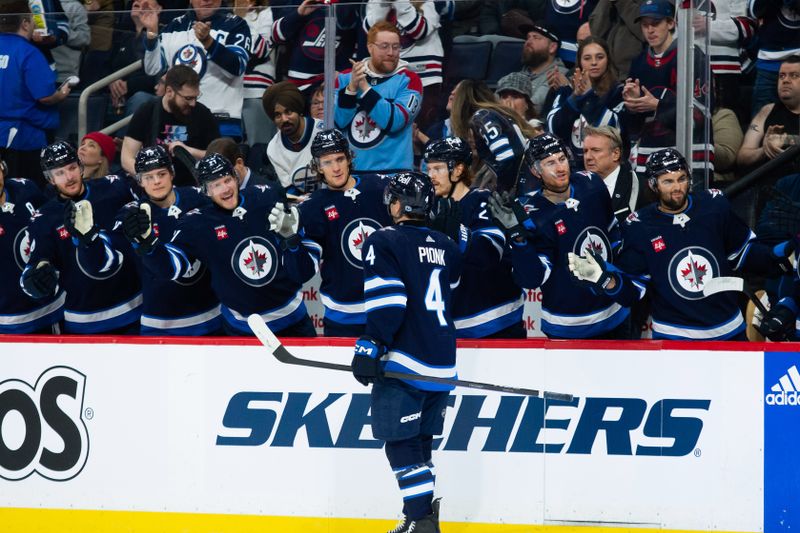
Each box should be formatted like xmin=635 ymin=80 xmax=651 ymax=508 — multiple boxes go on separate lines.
xmin=79 ymin=132 xmax=117 ymax=180
xmin=623 ymin=0 xmax=713 ymax=182
xmin=117 ymin=145 xmax=221 ymax=336
xmin=0 ymin=156 xmax=64 ymax=333
xmin=262 ymin=80 xmax=324 ymax=193
xmin=568 ymin=148 xmax=795 ymax=341
xmin=424 ymin=136 xmax=527 ymax=338
xmin=21 ymin=140 xmax=143 ymax=334
xmin=279 ymin=129 xmax=392 ymax=337
xmin=130 ymin=152 xmax=320 ymax=336
xmin=495 ymin=72 xmax=542 ymax=129
xmin=544 ymin=0 xmax=599 ymax=66
xmin=487 ymin=133 xmax=631 ymax=339
xmin=518 ymin=21 xmax=569 ymax=116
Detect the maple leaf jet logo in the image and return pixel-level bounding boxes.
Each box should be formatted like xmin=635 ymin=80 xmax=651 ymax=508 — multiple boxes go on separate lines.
xmin=680 ymin=251 xmax=707 ymax=288
xmin=243 ymin=241 xmax=268 ymax=274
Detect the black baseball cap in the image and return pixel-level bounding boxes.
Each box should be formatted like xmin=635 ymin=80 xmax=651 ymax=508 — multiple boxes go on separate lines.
xmin=519 ymin=21 xmax=561 ymax=48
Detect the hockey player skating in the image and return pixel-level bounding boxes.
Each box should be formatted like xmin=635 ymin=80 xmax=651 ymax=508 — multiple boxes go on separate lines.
xmin=568 ymin=148 xmax=793 ymax=340
xmin=352 ymin=171 xmax=461 ymax=533
xmin=424 ymin=136 xmax=525 ymax=338
xmin=278 ymin=128 xmax=391 ymax=336
xmin=488 ymin=133 xmax=631 ymax=339
xmin=0 ymin=157 xmax=64 ymax=333
xmin=119 ymin=146 xmax=221 ymax=335
xmin=126 ymin=153 xmax=319 ymax=336
xmin=21 ymin=141 xmax=143 ymax=334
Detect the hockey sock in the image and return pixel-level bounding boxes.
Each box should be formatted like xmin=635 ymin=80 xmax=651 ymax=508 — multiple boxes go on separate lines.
xmin=385 ymin=438 xmax=434 ymax=520
xmin=420 ymin=435 xmax=436 ymax=484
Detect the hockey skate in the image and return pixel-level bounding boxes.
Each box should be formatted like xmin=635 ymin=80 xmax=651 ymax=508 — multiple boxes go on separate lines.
xmin=405 ymin=498 xmax=441 ymax=533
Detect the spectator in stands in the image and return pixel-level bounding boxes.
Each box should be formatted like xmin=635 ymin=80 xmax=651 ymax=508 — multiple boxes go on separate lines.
xmin=30 ymin=0 xmax=71 ymax=68
xmin=335 ymin=21 xmax=422 ymax=172
xmin=79 ymin=131 xmax=116 ymax=180
xmin=518 ymin=21 xmax=568 ymax=116
xmin=711 ymin=91 xmax=744 ymax=186
xmin=271 ymin=0 xmax=358 ymax=92
xmin=546 ymin=37 xmax=624 ymax=166
xmin=451 ymin=79 xmax=540 ymax=192
xmin=545 ymin=0 xmax=598 ymax=66
xmin=589 ymin=0 xmax=644 ymax=79
xmin=576 ymin=21 xmax=591 ymax=43
xmin=582 ymin=125 xmax=642 ymax=223
xmin=51 ymin=0 xmax=90 ymax=85
xmin=365 ymin=0 xmax=444 ymax=130
xmin=235 ymin=0 xmax=277 ymax=147
xmin=140 ymin=0 xmax=251 ymax=140
xmin=0 ymin=0 xmax=71 ymax=187
xmin=109 ymin=0 xmax=163 ymax=118
xmin=495 ymin=71 xmax=542 ymax=128
xmin=309 ymin=84 xmax=325 ymax=121
xmin=623 ymin=0 xmax=713 ymax=183
xmin=206 ymin=136 xmax=270 ymax=189
xmin=748 ymin=0 xmax=800 ymax=117
xmin=263 ymin=81 xmax=323 ymax=192
xmin=82 ymin=0 xmax=115 ymax=85
xmin=122 ymin=65 xmax=220 ymax=186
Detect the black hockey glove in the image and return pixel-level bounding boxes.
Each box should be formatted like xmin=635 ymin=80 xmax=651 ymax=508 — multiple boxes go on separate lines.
xmin=21 ymin=261 xmax=59 ymax=299
xmin=756 ymin=298 xmax=798 ymax=341
xmin=121 ymin=204 xmax=158 ymax=254
xmin=64 ymin=200 xmax=99 ymax=247
xmin=429 ymin=198 xmax=463 ymax=243
xmin=486 ymin=191 xmax=535 ymax=243
xmin=351 ymin=336 xmax=385 ymax=386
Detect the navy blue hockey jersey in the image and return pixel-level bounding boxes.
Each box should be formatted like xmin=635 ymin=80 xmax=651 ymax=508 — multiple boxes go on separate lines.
xmin=297 ymin=174 xmax=392 ymax=326
xmin=469 ymin=108 xmax=533 ymax=194
xmin=362 ymin=223 xmax=462 ymax=391
xmin=452 ymin=189 xmax=524 ymax=337
xmin=142 ymin=184 xmax=318 ymax=334
xmin=613 ymin=190 xmax=755 ymax=340
xmin=516 ymin=171 xmax=629 ymax=338
xmin=1 ymin=178 xmax=64 ymax=333
xmin=118 ymin=187 xmax=221 ymax=336
xmin=545 ymin=0 xmax=599 ymax=65
xmin=24 ymin=176 xmax=142 ymax=333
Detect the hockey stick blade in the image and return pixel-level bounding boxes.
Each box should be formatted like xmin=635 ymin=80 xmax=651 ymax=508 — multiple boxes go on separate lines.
xmin=702 ymin=276 xmax=769 ymax=315
xmin=247 ymin=314 xmax=573 ymax=401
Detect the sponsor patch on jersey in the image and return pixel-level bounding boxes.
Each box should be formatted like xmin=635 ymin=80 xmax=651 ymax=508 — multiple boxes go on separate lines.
xmin=231 ymin=236 xmax=278 ymax=287
xmin=555 ymin=219 xmax=567 ymax=235
xmin=667 ymin=246 xmax=719 ymax=300
xmin=651 ymin=236 xmax=666 ymax=253
xmin=173 ymin=44 xmax=208 ymax=78
xmin=57 ymin=226 xmax=70 ymax=240
xmin=349 ymin=110 xmax=384 ymax=149
xmin=572 ymin=226 xmax=612 ymax=262
xmin=153 ymin=224 xmax=160 ymax=238
xmin=215 ymin=225 xmax=228 ymax=240
xmin=0 ymin=225 xmax=4 ymax=236
xmin=340 ymin=218 xmax=382 ymax=269
xmin=324 ymin=205 xmax=339 ymax=221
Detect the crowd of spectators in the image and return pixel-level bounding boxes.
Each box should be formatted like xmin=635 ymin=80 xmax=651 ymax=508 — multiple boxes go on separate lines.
xmin=2 ymin=0 xmax=800 ymax=340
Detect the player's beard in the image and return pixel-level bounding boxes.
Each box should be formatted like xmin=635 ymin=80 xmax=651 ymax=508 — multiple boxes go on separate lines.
xmin=659 ymin=189 xmax=688 ymax=212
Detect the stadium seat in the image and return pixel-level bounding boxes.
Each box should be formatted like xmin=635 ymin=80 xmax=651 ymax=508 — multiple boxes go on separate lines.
xmin=445 ymin=41 xmax=492 ymax=84
xmin=486 ymin=41 xmax=524 ymax=88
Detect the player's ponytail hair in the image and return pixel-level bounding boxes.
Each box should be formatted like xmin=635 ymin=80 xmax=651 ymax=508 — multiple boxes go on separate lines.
xmin=450 ymin=79 xmax=540 ymax=141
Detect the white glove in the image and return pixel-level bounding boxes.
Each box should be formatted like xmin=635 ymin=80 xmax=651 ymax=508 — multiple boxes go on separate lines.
xmin=268 ymin=202 xmax=300 ymax=238
xmin=73 ymin=200 xmax=94 ymax=235
xmin=567 ymin=252 xmax=602 ymax=284
xmin=140 ymin=203 xmax=152 ymax=239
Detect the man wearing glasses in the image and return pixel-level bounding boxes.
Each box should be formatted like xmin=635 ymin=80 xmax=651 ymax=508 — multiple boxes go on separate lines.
xmin=334 ymin=20 xmax=422 ymax=172
xmin=121 ymin=65 xmax=220 ymax=186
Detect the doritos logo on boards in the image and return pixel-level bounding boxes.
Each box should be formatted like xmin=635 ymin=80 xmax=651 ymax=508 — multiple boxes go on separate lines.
xmin=325 ymin=205 xmax=339 ymax=221
xmin=215 ymin=225 xmax=228 ymax=240
xmin=555 ymin=220 xmax=567 ymax=235
xmin=651 ymin=236 xmax=666 ymax=253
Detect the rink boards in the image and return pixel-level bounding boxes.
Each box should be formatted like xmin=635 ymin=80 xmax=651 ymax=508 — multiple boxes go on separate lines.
xmin=0 ymin=336 xmax=797 ymax=533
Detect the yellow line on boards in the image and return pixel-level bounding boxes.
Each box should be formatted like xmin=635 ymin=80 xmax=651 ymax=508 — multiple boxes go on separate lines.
xmin=0 ymin=508 xmax=758 ymax=533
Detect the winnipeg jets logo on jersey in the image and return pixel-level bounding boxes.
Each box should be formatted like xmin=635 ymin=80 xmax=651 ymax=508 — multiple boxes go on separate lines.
xmin=174 ymin=258 xmax=206 ymax=287
xmin=573 ymin=226 xmax=611 ymax=261
xmin=564 ymin=198 xmax=580 ymax=212
xmin=673 ymin=213 xmax=690 ymax=228
xmin=341 ymin=218 xmax=382 ymax=268
xmin=173 ymin=44 xmax=208 ymax=78
xmin=74 ymin=247 xmax=123 ymax=281
xmin=551 ymin=0 xmax=583 ymax=13
xmin=167 ymin=205 xmax=182 ymax=219
xmin=13 ymin=228 xmax=33 ymax=271
xmin=231 ymin=237 xmax=278 ymax=287
xmin=668 ymin=247 xmax=719 ymax=300
xmin=1 ymin=202 xmax=14 ymax=214
xmin=350 ymin=110 xmax=383 ymax=148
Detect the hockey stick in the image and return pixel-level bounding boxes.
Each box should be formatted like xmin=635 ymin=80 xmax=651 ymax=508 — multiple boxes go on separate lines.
xmin=247 ymin=314 xmax=574 ymax=401
xmin=702 ymin=276 xmax=769 ymax=315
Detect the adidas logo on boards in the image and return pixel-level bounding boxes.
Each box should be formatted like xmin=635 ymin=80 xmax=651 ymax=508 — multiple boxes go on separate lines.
xmin=766 ymin=364 xmax=800 ymax=406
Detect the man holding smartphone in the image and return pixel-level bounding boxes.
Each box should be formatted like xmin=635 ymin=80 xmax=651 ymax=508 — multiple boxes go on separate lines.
xmin=0 ymin=0 xmax=72 ymax=188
